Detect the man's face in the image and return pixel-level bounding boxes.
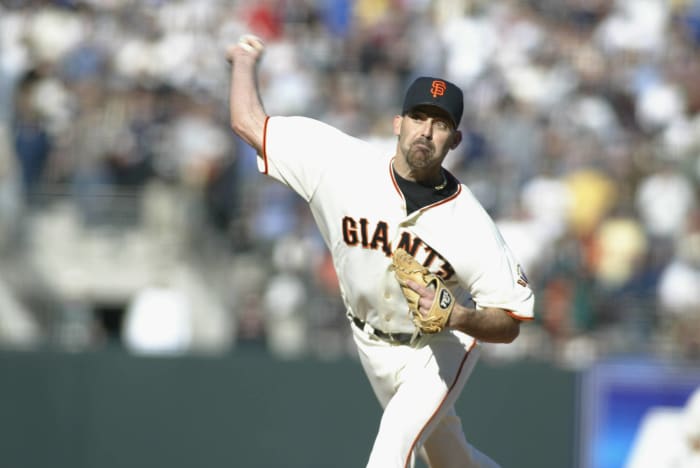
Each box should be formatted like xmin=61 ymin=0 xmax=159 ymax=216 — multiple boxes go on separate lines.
xmin=393 ymin=106 xmax=460 ymax=172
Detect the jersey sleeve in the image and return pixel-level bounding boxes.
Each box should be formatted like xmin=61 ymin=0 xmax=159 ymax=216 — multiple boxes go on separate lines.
xmin=444 ymin=192 xmax=535 ymax=321
xmin=469 ymin=229 xmax=535 ymax=321
xmin=259 ymin=115 xmax=354 ymax=202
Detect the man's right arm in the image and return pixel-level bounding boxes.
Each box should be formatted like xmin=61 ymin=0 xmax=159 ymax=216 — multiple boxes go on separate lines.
xmin=226 ymin=35 xmax=267 ymax=155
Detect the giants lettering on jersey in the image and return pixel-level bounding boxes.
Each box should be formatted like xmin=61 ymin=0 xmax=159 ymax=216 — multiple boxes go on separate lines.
xmin=341 ymin=216 xmax=455 ymax=281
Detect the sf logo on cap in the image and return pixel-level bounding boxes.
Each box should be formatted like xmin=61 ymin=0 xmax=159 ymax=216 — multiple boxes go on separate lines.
xmin=430 ymin=80 xmax=447 ymax=98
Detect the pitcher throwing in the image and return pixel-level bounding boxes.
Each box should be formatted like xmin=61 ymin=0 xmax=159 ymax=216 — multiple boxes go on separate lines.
xmin=227 ymin=34 xmax=535 ymax=468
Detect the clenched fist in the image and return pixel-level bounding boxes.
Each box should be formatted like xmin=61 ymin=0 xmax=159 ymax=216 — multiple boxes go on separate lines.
xmin=226 ymin=34 xmax=265 ymax=64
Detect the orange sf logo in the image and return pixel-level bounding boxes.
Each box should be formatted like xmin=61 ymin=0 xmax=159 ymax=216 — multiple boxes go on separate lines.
xmin=430 ymin=80 xmax=447 ymax=98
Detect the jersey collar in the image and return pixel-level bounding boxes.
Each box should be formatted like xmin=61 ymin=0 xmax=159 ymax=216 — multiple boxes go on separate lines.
xmin=388 ymin=158 xmax=462 ymax=214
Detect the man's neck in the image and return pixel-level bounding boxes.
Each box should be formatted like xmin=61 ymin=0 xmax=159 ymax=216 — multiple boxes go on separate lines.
xmin=392 ymin=158 xmax=444 ymax=189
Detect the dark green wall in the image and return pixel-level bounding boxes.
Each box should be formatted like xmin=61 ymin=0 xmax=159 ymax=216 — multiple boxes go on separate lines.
xmin=0 ymin=350 xmax=576 ymax=468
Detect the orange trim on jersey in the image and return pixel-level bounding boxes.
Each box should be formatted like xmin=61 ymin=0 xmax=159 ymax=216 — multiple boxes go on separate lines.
xmin=389 ymin=159 xmax=403 ymax=199
xmin=419 ymin=185 xmax=462 ymax=212
xmin=507 ymin=310 xmax=534 ymax=321
xmin=404 ymin=340 xmax=478 ymax=468
xmin=389 ymin=157 xmax=463 ymax=211
xmin=261 ymin=115 xmax=271 ymax=174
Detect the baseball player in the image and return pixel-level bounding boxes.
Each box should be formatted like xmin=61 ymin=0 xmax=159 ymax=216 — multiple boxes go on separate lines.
xmin=227 ymin=35 xmax=535 ymax=468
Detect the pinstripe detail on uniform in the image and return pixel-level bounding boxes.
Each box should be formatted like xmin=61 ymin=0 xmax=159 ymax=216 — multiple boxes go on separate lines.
xmin=261 ymin=115 xmax=271 ymax=174
xmin=403 ymin=340 xmax=478 ymax=468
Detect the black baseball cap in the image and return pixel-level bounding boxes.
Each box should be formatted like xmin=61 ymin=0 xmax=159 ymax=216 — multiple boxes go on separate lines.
xmin=401 ymin=76 xmax=464 ymax=129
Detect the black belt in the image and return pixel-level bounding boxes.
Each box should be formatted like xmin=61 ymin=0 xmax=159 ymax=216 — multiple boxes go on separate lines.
xmin=348 ymin=314 xmax=415 ymax=345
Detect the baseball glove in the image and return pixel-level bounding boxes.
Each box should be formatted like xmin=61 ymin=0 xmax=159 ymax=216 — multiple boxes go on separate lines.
xmin=391 ymin=248 xmax=455 ymax=334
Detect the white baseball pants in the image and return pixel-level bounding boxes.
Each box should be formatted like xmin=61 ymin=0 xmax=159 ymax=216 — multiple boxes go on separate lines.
xmin=351 ymin=325 xmax=501 ymax=468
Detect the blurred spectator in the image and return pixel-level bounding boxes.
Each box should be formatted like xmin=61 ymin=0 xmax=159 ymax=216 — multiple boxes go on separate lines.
xmin=123 ymin=261 xmax=236 ymax=355
xmin=635 ymin=161 xmax=696 ymax=241
xmin=564 ymin=168 xmax=618 ymax=239
xmin=591 ymin=217 xmax=648 ymax=289
xmin=484 ymin=95 xmax=544 ymax=212
xmin=12 ymin=71 xmax=52 ymax=201
xmin=123 ymin=280 xmax=193 ymax=355
xmin=0 ymin=274 xmax=41 ymax=348
xmin=657 ymin=211 xmax=700 ymax=359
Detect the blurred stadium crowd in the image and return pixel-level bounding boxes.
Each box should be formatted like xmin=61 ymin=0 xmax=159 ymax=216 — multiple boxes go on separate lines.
xmin=0 ymin=0 xmax=698 ymax=367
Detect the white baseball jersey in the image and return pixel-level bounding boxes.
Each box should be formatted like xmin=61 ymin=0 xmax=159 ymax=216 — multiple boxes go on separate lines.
xmin=259 ymin=115 xmax=534 ymax=468
xmin=258 ymin=116 xmax=534 ymax=340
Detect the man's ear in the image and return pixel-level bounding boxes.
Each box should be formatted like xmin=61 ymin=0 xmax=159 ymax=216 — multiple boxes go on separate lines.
xmin=450 ymin=130 xmax=463 ymax=150
xmin=393 ymin=115 xmax=403 ymax=136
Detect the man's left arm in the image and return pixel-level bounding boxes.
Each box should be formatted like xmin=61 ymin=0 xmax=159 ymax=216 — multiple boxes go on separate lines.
xmin=404 ymin=279 xmax=521 ymax=343
xmin=447 ymin=305 xmax=521 ymax=343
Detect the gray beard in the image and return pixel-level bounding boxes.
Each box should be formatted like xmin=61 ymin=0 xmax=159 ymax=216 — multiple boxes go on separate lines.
xmin=406 ymin=149 xmax=436 ymax=172
xmin=405 ymin=142 xmax=435 ymax=170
